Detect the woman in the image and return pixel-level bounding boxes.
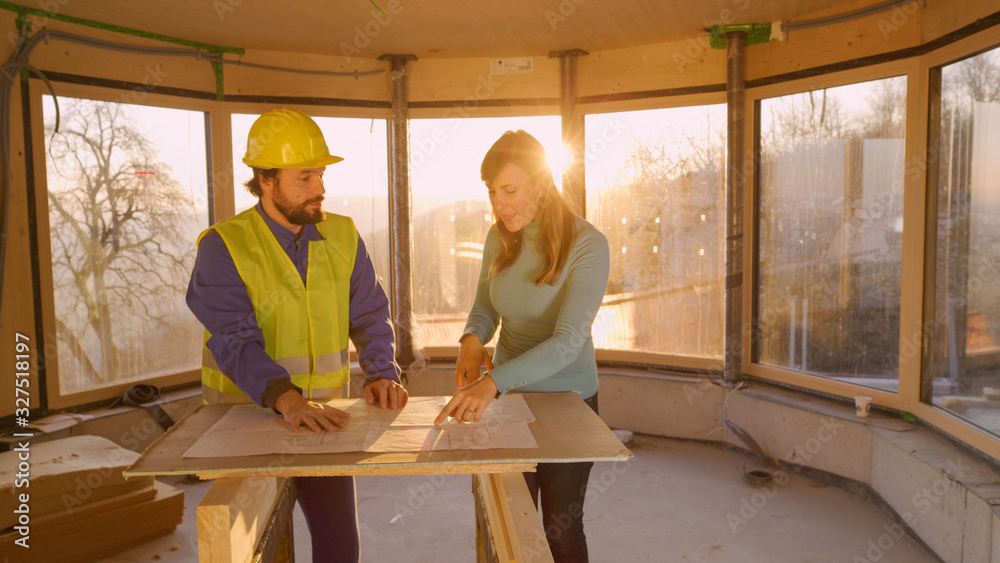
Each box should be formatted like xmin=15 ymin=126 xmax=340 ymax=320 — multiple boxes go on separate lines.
xmin=434 ymin=130 xmax=610 ymax=562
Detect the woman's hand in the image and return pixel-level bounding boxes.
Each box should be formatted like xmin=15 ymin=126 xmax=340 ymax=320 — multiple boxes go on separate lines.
xmin=364 ymin=377 xmax=409 ymax=410
xmin=434 ymin=374 xmax=499 ymax=425
xmin=455 ymin=334 xmax=495 ymax=389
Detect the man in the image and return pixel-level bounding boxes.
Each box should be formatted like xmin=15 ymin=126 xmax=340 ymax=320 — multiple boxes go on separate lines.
xmin=186 ymin=108 xmax=407 ymax=562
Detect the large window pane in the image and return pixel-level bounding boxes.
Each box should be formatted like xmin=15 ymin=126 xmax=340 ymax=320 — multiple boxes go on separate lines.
xmin=757 ymin=77 xmax=906 ymax=391
xmin=230 ymin=114 xmax=390 ymax=302
xmin=585 ymin=106 xmax=726 ymax=357
xmin=410 ymin=116 xmax=562 ymax=349
xmin=927 ymin=46 xmax=1000 ymax=433
xmin=44 ymin=96 xmax=208 ymax=393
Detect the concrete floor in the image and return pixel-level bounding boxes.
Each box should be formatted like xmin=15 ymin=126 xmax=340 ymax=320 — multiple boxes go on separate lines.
xmin=97 ymin=434 xmax=939 ymax=563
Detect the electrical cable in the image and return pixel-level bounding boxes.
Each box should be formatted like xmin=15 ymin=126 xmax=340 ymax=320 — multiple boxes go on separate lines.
xmin=0 ymin=27 xmax=385 ymax=322
xmin=16 ymin=29 xmax=385 ymax=77
xmin=0 ymin=24 xmax=36 ymax=326
xmin=721 ymin=381 xmax=744 ymax=434
xmin=219 ymin=58 xmax=383 ymax=78
xmin=720 ymin=381 xmax=776 ymax=466
xmin=783 ymin=0 xmax=921 ymax=32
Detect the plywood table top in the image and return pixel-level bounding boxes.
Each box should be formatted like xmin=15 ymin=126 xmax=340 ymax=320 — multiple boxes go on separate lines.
xmin=125 ymin=392 xmax=632 ymax=479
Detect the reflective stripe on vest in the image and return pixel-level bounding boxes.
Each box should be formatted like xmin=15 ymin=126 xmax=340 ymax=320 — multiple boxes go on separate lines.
xmin=203 ymin=347 xmax=349 ymax=381
xmin=201 ymin=384 xmax=345 ymax=404
xmin=198 ymin=207 xmax=358 ymax=403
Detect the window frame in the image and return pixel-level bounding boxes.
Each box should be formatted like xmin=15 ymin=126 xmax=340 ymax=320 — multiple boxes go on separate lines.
xmin=581 ymin=92 xmax=729 ymax=373
xmin=749 ymin=65 xmax=915 ymax=395
xmin=916 ymin=30 xmax=1000 ymax=457
xmin=29 ymin=81 xmax=221 ymax=409
xmin=745 ymin=61 xmax=923 ymax=411
xmin=745 ymin=27 xmax=1000 ymax=462
xmin=411 ymin=93 xmax=734 ymax=374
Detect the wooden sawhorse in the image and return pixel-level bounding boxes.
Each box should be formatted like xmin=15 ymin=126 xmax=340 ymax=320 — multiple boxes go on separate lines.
xmin=196 ymin=473 xmax=551 ymax=563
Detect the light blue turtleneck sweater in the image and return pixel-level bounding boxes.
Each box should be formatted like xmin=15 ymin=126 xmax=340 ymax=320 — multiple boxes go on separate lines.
xmin=463 ymin=216 xmax=610 ymax=399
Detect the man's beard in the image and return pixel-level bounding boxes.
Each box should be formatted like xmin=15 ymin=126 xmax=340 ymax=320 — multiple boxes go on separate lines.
xmin=273 ymin=179 xmax=325 ymax=225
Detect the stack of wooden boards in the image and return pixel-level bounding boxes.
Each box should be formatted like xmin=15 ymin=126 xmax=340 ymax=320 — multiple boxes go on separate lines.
xmin=0 ymin=434 xmax=184 ymax=562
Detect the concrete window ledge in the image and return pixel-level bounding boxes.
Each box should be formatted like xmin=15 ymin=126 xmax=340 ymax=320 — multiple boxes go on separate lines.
xmin=597 ymin=370 xmax=1000 ymax=563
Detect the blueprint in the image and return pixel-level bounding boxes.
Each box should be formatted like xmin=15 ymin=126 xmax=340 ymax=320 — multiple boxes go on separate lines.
xmin=182 ymin=394 xmax=537 ymax=458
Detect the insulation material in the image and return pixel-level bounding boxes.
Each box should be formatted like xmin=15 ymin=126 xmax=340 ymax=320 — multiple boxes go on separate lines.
xmin=0 ymin=434 xmax=154 ymax=529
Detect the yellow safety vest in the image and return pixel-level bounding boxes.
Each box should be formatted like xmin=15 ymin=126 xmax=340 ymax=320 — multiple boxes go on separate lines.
xmin=198 ymin=207 xmax=357 ymax=404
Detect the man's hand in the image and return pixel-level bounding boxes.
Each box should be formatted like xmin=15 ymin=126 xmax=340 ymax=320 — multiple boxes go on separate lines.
xmin=434 ymin=375 xmax=498 ymax=425
xmin=274 ymin=389 xmax=349 ymax=432
xmin=365 ymin=378 xmax=409 ymax=410
xmin=455 ymin=334 xmax=495 ymax=390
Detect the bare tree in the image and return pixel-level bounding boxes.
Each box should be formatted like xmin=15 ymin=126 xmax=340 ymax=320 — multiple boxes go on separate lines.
xmin=596 ymin=127 xmax=725 ymax=295
xmin=951 ymin=51 xmax=1000 ymax=103
xmin=863 ymin=78 xmax=906 ymax=138
xmin=46 ymin=99 xmax=196 ymax=387
xmin=768 ymin=89 xmax=846 ymax=146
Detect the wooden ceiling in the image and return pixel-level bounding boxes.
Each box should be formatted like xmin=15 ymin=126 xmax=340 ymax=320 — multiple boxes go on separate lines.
xmin=36 ymin=0 xmax=853 ymax=59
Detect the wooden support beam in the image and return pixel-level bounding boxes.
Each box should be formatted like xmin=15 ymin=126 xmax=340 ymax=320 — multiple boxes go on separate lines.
xmin=474 ymin=472 xmax=554 ymax=563
xmin=250 ymin=478 xmax=296 ymax=563
xmin=197 ymin=476 xmax=294 ymax=563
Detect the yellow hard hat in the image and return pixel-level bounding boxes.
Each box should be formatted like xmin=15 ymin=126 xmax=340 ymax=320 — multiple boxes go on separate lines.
xmin=242 ymin=109 xmax=344 ymax=169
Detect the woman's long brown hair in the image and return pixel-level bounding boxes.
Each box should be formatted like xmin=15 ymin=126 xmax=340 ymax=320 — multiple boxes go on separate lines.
xmin=480 ymin=130 xmax=577 ymax=285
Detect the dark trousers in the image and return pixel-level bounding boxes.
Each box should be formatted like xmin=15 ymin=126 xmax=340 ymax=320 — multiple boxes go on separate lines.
xmin=522 ymin=393 xmax=598 ymax=563
xmin=296 ymin=475 xmax=360 ymax=563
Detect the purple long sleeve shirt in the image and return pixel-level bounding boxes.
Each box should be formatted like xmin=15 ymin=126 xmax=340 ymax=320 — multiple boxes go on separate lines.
xmin=186 ymin=203 xmax=400 ymax=408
